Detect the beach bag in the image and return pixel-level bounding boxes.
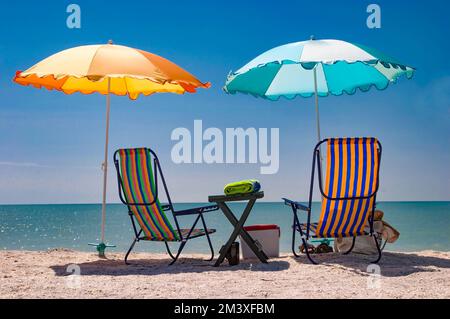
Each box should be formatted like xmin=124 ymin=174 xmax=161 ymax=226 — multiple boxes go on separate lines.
xmin=334 ymin=221 xmax=383 ymax=255
xmin=334 ymin=209 xmax=400 ymax=254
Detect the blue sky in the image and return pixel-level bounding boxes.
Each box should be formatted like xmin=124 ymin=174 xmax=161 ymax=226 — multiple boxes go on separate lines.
xmin=0 ymin=0 xmax=449 ymax=204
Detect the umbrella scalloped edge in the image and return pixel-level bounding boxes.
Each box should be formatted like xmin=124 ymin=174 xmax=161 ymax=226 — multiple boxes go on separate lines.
xmin=223 ymin=60 xmax=415 ymax=101
xmin=13 ymin=71 xmax=211 ymax=100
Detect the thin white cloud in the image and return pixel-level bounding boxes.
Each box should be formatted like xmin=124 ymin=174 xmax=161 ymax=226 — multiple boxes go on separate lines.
xmin=0 ymin=161 xmax=49 ymax=168
xmin=0 ymin=161 xmax=112 ymax=170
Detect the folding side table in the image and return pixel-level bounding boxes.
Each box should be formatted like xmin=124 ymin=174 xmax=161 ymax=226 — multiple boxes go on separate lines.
xmin=208 ymin=191 xmax=269 ymax=266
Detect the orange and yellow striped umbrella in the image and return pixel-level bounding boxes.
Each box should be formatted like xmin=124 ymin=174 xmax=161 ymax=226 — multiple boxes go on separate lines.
xmin=13 ymin=42 xmax=210 ymax=256
xmin=14 ymin=42 xmax=210 ymax=99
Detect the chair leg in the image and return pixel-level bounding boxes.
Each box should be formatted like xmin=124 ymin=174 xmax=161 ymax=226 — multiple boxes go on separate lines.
xmin=296 ymin=217 xmax=318 ymax=265
xmin=200 ymin=214 xmax=214 ymax=262
xmin=291 ymin=224 xmax=301 ymax=258
xmin=124 ymin=237 xmax=138 ymax=265
xmin=164 ymin=241 xmax=176 ymax=260
xmin=381 ymin=239 xmax=388 ymax=251
xmin=205 ymin=236 xmax=215 ymax=262
xmin=290 ymin=210 xmax=317 ymax=264
xmin=371 ymin=234 xmax=382 ymax=264
xmin=169 ymin=241 xmax=187 ymax=266
xmin=204 ymin=231 xmax=215 ymax=262
xmin=290 ymin=210 xmax=303 ymax=258
xmin=343 ymin=237 xmax=356 ymax=255
xmin=301 ymin=237 xmax=318 ymax=265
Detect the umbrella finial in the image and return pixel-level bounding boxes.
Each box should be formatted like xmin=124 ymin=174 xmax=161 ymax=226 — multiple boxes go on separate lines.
xmin=310 ymin=35 xmax=315 ymax=41
xmin=108 ymin=39 xmax=113 ymax=45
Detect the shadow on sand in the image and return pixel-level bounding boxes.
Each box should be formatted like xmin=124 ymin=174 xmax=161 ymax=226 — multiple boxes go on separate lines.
xmin=50 ymin=256 xmax=290 ymax=277
xmin=290 ymin=251 xmax=450 ymax=277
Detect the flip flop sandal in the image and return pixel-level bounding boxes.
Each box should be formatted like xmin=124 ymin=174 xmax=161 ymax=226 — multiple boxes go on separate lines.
xmin=300 ymin=243 xmax=316 ymax=254
xmin=316 ymin=243 xmax=333 ymax=254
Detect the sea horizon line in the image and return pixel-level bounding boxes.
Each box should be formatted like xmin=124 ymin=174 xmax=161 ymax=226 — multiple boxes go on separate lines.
xmin=1 ymin=200 xmax=449 ymax=206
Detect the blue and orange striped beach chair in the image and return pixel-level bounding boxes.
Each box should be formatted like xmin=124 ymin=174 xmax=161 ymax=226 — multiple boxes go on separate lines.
xmin=113 ymin=148 xmax=218 ymax=265
xmin=283 ymin=137 xmax=383 ymax=264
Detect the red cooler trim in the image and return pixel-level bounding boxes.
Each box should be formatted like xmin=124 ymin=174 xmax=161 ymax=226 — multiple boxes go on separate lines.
xmin=244 ymin=224 xmax=280 ymax=236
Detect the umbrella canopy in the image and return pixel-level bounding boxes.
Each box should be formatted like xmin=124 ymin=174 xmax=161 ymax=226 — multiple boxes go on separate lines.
xmin=13 ymin=42 xmax=209 ymax=256
xmin=224 ymin=38 xmax=415 ymax=181
xmin=224 ymin=38 xmax=414 ymax=100
xmin=15 ymin=43 xmax=210 ymax=99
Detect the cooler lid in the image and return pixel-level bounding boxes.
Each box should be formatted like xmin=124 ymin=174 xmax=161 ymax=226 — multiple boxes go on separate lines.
xmin=244 ymin=224 xmax=280 ymax=231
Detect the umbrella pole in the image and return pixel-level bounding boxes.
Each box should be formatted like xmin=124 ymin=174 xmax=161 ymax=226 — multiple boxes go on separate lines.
xmin=98 ymin=78 xmax=111 ymax=258
xmin=313 ymin=67 xmax=324 ymax=177
xmin=313 ymin=67 xmax=322 ymax=143
xmin=88 ymin=77 xmax=116 ymax=256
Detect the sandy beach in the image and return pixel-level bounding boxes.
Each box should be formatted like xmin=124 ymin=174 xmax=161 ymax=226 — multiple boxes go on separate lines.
xmin=1 ymin=249 xmax=449 ymax=299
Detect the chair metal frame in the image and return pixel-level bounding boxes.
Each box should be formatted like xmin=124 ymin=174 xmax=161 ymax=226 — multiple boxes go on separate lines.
xmin=113 ymin=148 xmax=219 ymax=265
xmin=283 ymin=138 xmax=383 ymax=264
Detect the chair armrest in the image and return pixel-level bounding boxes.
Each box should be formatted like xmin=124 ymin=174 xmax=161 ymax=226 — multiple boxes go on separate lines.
xmin=173 ymin=204 xmax=219 ymax=216
xmin=161 ymin=204 xmax=172 ymax=211
xmin=282 ymin=198 xmax=310 ymax=211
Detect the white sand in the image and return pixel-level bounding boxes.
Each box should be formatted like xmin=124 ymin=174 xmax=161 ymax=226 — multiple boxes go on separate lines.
xmin=1 ymin=249 xmax=449 ymax=299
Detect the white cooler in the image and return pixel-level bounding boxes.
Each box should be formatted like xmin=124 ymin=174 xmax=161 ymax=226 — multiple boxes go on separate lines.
xmin=240 ymin=224 xmax=280 ymax=259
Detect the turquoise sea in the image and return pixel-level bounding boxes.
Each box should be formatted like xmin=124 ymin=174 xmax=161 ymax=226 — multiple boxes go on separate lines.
xmin=0 ymin=202 xmax=449 ymax=253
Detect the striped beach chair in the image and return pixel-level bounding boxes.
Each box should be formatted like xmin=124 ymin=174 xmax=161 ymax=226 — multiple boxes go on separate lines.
xmin=114 ymin=148 xmax=218 ymax=265
xmin=283 ymin=137 xmax=382 ymax=264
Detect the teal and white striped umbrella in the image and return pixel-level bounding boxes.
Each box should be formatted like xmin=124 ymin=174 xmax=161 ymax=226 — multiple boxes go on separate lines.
xmin=224 ymin=38 xmax=415 ymax=141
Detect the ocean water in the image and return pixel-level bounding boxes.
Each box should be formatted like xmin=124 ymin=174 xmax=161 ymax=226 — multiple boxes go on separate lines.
xmin=0 ymin=202 xmax=449 ymax=253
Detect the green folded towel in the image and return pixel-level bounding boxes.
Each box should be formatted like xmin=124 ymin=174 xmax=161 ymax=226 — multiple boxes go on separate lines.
xmin=224 ymin=179 xmax=261 ymax=196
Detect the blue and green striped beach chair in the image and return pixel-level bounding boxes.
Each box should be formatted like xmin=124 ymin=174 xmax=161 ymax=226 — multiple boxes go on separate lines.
xmin=283 ymin=137 xmax=383 ymax=264
xmin=113 ymin=148 xmax=218 ymax=265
